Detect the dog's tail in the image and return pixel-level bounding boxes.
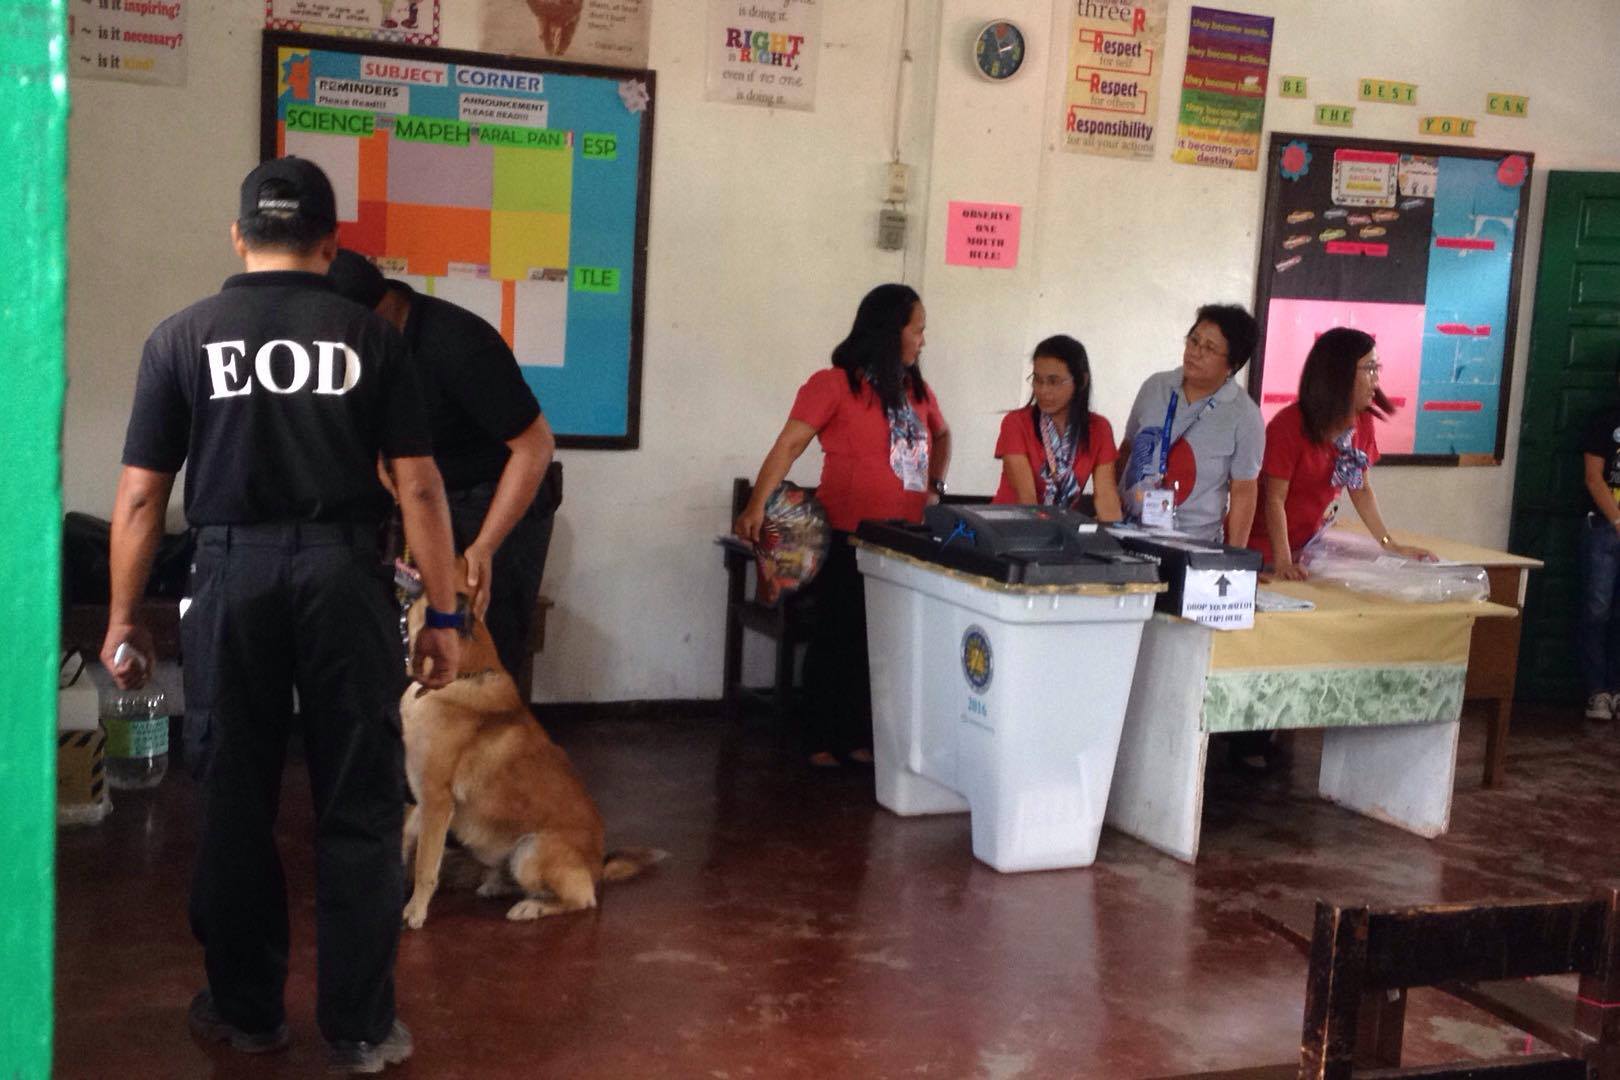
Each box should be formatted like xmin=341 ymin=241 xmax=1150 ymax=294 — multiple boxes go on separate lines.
xmin=601 ymin=846 xmax=668 ymax=883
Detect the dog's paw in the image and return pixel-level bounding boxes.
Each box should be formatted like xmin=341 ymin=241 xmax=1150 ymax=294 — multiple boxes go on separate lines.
xmin=506 ymin=899 xmax=544 ymax=921
xmin=402 ymin=899 xmax=430 ymax=929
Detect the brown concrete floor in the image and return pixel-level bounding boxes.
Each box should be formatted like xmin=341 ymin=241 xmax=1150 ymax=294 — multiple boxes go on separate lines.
xmin=55 ymin=704 xmax=1619 ymax=1079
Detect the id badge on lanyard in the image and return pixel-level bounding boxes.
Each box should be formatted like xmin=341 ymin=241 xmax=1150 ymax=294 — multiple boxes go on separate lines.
xmin=895 ymin=441 xmax=928 ymax=492
xmin=891 ymin=426 xmax=929 ymax=492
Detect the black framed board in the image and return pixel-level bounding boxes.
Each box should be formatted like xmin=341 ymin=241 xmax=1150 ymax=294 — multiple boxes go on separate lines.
xmin=1251 ymin=131 xmax=1533 ymax=465
xmin=261 ymin=30 xmax=655 ymax=449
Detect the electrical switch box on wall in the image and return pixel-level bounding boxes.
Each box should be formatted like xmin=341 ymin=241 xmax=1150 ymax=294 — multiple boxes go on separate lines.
xmin=878 ymin=209 xmax=907 ymax=251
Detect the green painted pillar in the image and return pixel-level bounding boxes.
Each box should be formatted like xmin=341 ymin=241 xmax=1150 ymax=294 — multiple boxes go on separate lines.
xmin=0 ymin=1 xmax=65 ymax=1077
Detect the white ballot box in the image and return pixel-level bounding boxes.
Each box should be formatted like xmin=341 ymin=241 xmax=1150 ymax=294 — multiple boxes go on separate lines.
xmin=854 ymin=507 xmax=1163 ymax=872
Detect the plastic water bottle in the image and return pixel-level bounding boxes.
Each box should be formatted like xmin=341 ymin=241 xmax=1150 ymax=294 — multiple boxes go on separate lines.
xmin=102 ymin=688 xmax=169 ymax=789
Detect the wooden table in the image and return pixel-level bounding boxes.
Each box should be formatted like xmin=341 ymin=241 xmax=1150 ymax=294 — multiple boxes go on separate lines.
xmin=1105 ymin=576 xmax=1517 ymax=863
xmin=1336 ymin=524 xmax=1543 ymax=787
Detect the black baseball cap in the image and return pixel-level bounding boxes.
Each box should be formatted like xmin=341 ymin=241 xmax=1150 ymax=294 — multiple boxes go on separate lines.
xmin=238 ymin=156 xmax=338 ymax=230
xmin=328 ymin=248 xmax=389 ymax=309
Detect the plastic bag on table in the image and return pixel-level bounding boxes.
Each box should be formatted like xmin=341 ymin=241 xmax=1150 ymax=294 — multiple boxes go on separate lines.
xmin=754 ymin=482 xmax=830 ymax=606
xmin=1299 ymin=529 xmax=1488 ymax=604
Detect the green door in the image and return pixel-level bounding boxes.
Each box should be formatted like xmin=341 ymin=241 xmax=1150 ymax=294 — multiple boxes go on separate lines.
xmin=1509 ymin=171 xmax=1620 ymax=702
xmin=0 ymin=2 xmax=66 ymax=1076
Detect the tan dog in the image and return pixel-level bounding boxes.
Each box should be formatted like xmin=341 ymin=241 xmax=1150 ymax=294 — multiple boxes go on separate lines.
xmin=399 ymin=586 xmax=662 ymax=928
xmin=526 ymin=0 xmax=583 ymax=57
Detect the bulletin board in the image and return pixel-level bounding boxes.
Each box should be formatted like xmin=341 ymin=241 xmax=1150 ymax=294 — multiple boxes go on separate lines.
xmin=1250 ymin=132 xmax=1533 ymax=464
xmin=261 ymin=31 xmax=655 ymax=449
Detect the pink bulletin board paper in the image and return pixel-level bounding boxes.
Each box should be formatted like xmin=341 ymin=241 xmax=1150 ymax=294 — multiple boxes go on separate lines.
xmin=1259 ymin=298 xmax=1425 ymax=454
xmin=946 ymin=201 xmax=1022 ymax=268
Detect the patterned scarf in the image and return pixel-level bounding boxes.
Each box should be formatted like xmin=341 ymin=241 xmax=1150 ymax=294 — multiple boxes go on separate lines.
xmin=1331 ymin=429 xmax=1370 ymax=491
xmin=1037 ymin=410 xmax=1079 ymax=508
xmin=869 ymin=372 xmax=929 ymax=486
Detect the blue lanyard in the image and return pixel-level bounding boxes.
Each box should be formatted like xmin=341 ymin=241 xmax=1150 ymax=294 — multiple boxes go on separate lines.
xmin=1158 ymin=392 xmax=1179 ymax=476
xmin=1158 ymin=385 xmax=1220 ymax=477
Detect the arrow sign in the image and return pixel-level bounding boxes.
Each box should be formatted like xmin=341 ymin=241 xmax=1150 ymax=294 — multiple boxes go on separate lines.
xmin=1215 ymin=574 xmax=1231 ymax=597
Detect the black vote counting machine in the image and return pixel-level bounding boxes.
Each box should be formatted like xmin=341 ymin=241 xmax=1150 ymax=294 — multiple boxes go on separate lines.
xmin=854 ymin=505 xmax=1160 ymax=587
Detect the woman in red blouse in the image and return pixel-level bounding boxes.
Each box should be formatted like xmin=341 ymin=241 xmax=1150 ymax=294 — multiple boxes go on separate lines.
xmin=1253 ymin=327 xmax=1431 ymax=579
xmin=735 ymin=284 xmax=952 ymax=766
xmin=991 ymin=335 xmax=1121 ymax=520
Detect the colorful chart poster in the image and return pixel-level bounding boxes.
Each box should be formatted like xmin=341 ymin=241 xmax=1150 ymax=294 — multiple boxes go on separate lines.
xmin=1252 ymin=134 xmax=1533 ymax=462
xmin=266 ymin=0 xmax=441 ymax=47
xmin=263 ymin=32 xmax=654 ymax=448
xmin=705 ymin=0 xmax=822 ymax=112
xmin=482 ymin=0 xmax=651 ymax=70
xmin=69 ymin=0 xmax=188 ymax=86
xmin=1172 ymin=7 xmax=1272 ymax=170
xmin=1061 ymin=0 xmax=1168 ymax=159
xmin=945 ymin=202 xmax=1022 ymax=268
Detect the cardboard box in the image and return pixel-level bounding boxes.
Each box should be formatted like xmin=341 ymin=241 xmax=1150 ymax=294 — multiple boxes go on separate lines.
xmin=1108 ymin=529 xmax=1262 ymax=631
xmin=58 ymin=677 xmax=111 ymax=825
xmin=58 ymin=729 xmax=107 ymax=807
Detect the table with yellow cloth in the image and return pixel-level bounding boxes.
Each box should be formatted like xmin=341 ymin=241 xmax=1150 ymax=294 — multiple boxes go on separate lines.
xmin=1104 ymin=577 xmax=1516 ymax=863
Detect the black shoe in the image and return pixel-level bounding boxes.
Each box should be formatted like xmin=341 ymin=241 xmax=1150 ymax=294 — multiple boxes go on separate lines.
xmin=187 ymin=990 xmax=290 ymax=1055
xmin=327 ymin=1018 xmax=413 ymax=1074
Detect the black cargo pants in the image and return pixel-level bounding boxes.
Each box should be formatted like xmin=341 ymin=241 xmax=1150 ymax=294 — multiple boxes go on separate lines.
xmin=183 ymin=521 xmax=405 ymax=1045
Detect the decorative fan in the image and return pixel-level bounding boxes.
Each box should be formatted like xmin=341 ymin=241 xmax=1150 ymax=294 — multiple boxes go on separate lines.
xmin=754 ymin=482 xmax=830 ymax=605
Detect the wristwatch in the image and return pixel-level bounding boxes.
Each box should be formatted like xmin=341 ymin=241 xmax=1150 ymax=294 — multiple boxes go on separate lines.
xmin=930 ymin=478 xmax=948 ymax=497
xmin=424 ymin=604 xmax=466 ymax=630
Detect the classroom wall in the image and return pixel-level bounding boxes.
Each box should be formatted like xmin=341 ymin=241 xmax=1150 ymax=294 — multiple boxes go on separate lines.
xmin=62 ymin=1 xmax=1620 ymax=702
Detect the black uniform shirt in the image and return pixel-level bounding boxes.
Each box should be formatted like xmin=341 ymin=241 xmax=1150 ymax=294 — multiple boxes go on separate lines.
xmin=1582 ymin=406 xmax=1620 ymax=502
xmin=400 ymin=285 xmax=542 ymax=491
xmin=122 ymin=270 xmax=433 ymax=525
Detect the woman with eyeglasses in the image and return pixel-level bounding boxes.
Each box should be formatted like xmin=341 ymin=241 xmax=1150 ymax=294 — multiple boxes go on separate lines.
xmin=1118 ymin=304 xmax=1267 ymax=543
xmin=735 ymin=283 xmax=951 ymax=767
xmin=991 ymin=335 xmax=1121 ymax=520
xmin=1251 ymin=326 xmax=1433 ymax=580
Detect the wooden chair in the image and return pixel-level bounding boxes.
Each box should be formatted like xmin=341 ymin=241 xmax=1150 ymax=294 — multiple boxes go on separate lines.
xmin=513 ymin=459 xmax=563 ymax=702
xmin=719 ymin=478 xmax=1000 ymax=723
xmin=720 ymin=478 xmax=820 ymax=722
xmin=1175 ymin=890 xmax=1620 ymax=1080
xmin=1296 ymin=890 xmax=1620 ymax=1080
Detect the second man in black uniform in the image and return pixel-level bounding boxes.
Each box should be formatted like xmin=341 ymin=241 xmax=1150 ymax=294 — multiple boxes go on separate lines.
xmin=329 ymin=249 xmax=556 ymax=683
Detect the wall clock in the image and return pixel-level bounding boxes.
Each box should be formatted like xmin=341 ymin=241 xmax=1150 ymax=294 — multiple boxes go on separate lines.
xmin=974 ymin=21 xmax=1026 ymax=82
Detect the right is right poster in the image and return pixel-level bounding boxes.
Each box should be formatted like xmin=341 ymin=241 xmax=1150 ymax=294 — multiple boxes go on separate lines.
xmin=1251 ymin=132 xmax=1534 ymax=463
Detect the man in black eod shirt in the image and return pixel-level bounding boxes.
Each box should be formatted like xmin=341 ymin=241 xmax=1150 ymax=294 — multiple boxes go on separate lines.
xmin=100 ymin=157 xmax=463 ymax=1074
xmin=327 ymin=249 xmax=556 ymax=681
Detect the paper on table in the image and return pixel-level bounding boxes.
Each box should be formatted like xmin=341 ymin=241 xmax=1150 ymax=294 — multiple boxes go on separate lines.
xmin=1256 ymin=588 xmax=1315 ymax=612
